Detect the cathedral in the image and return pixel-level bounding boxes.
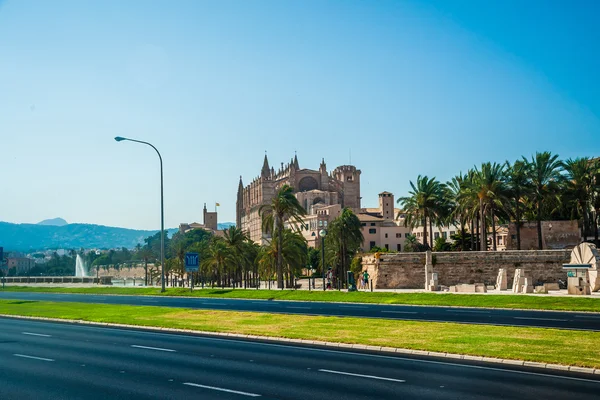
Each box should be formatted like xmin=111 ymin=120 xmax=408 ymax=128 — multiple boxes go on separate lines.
xmin=236 ymin=154 xmax=361 ymax=244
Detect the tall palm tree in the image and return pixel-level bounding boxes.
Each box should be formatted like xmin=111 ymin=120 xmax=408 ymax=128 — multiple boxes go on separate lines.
xmin=467 ymin=162 xmax=508 ymax=251
xmin=325 ymin=208 xmax=364 ymax=286
xmin=525 ymin=151 xmax=564 ymax=249
xmin=259 ymin=184 xmax=306 ymax=289
xmin=202 ymin=237 xmax=233 ymax=287
xmin=564 ymin=157 xmax=593 ymax=241
xmin=504 ymin=160 xmax=531 ymax=250
xmin=223 ymin=226 xmax=252 ymax=288
xmin=397 ymin=175 xmax=445 ymax=249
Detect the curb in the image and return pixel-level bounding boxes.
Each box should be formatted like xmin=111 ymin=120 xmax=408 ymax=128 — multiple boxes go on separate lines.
xmin=0 ymin=313 xmax=597 ymax=376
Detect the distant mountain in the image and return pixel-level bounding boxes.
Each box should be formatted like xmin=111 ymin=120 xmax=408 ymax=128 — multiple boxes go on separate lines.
xmin=0 ymin=221 xmax=177 ymax=252
xmin=37 ymin=217 xmax=68 ymax=226
xmin=217 ymin=222 xmax=236 ymax=230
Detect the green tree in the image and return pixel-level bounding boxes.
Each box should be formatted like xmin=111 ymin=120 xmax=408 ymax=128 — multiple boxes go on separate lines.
xmin=398 ymin=175 xmax=445 ymax=248
xmin=563 ymin=157 xmax=593 ymax=241
xmin=259 ymin=184 xmax=306 ymax=289
xmin=467 ymin=162 xmax=508 ymax=251
xmin=324 ymin=208 xmax=364 ymax=286
xmin=504 ymin=160 xmax=531 ymax=250
xmin=525 ymin=151 xmax=564 ymax=249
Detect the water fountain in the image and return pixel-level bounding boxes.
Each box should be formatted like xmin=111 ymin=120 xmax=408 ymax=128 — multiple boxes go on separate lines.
xmin=75 ymin=254 xmax=88 ymax=277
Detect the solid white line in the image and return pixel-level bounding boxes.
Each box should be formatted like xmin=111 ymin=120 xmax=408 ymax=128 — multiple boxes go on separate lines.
xmin=319 ymin=369 xmax=405 ymax=383
xmin=14 ymin=354 xmax=54 ymax=362
xmin=381 ymin=311 xmax=418 ymax=314
xmin=183 ymin=382 xmax=261 ymax=397
xmin=131 ymin=345 xmax=176 ymax=352
xmin=22 ymin=332 xmax=52 ymax=337
xmin=449 ymin=310 xmax=491 ymax=314
xmin=514 ymin=317 xmax=568 ymax=322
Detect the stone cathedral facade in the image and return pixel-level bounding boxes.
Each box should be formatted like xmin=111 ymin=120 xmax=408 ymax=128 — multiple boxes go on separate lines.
xmin=236 ymin=154 xmax=361 ymax=244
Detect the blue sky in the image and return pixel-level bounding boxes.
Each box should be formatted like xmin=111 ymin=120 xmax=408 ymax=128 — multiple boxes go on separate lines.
xmin=1 ymin=0 xmax=598 ymax=230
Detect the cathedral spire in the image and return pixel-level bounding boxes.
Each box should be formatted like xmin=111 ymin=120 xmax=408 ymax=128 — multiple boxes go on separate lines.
xmin=238 ymin=175 xmax=243 ymax=191
xmin=293 ymin=152 xmax=299 ymax=170
xmin=261 ymin=152 xmax=270 ymax=178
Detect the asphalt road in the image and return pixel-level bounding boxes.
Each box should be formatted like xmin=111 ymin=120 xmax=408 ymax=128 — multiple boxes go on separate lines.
xmin=0 ymin=317 xmax=598 ymax=399
xmin=1 ymin=291 xmax=600 ymax=331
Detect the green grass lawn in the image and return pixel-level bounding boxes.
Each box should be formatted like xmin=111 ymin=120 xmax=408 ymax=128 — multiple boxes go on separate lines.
xmin=3 ymin=285 xmax=600 ymax=312
xmin=0 ymin=299 xmax=598 ymax=368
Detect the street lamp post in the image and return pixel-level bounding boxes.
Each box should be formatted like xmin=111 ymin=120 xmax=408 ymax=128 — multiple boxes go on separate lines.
xmin=320 ymin=229 xmax=326 ymax=291
xmin=115 ymin=136 xmax=166 ymax=293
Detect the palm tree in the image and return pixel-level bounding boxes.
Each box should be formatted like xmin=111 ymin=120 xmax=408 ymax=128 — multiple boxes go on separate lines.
xmin=325 ymin=208 xmax=364 ymax=286
xmin=223 ymin=226 xmax=251 ymax=288
xmin=398 ymin=175 xmax=445 ymax=249
xmin=504 ymin=160 xmax=531 ymax=250
xmin=202 ymin=237 xmax=232 ymax=288
xmin=525 ymin=151 xmax=564 ymax=249
xmin=258 ymin=228 xmax=307 ymax=288
xmin=564 ymin=157 xmax=593 ymax=241
xmin=259 ymin=184 xmax=306 ymax=289
xmin=467 ymin=162 xmax=508 ymax=251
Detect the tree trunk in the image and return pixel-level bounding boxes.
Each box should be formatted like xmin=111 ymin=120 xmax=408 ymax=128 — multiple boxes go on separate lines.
xmin=460 ymin=222 xmax=466 ymax=252
xmin=581 ymin=201 xmax=588 ymax=241
xmin=594 ymin=210 xmax=598 ymax=246
xmin=476 ymin=215 xmax=480 ymax=251
xmin=276 ymin=216 xmax=284 ymax=289
xmin=470 ymin=219 xmax=475 ymax=251
xmin=479 ymin=198 xmax=486 ymax=251
xmin=491 ymin=208 xmax=497 ymax=251
xmin=515 ymin=196 xmax=521 ymax=250
xmin=429 ymin=218 xmax=433 ymax=250
xmin=537 ymin=199 xmax=543 ymax=250
xmin=423 ymin=211 xmax=429 ymax=248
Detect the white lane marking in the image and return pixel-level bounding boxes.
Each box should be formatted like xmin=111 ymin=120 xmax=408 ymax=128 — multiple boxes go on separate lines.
xmin=513 ymin=317 xmax=568 ymax=322
xmin=339 ymin=305 xmax=368 ymax=309
xmin=448 ymin=310 xmax=491 ymax=314
xmin=381 ymin=311 xmax=418 ymax=314
xmin=142 ymin=300 xmax=159 ymax=303
xmin=201 ymin=303 xmax=224 ymax=306
xmin=183 ymin=382 xmax=261 ymax=397
xmin=252 ymin=302 xmax=275 ymax=305
xmin=319 ymin=369 xmax=405 ymax=383
xmin=286 ymin=306 xmax=311 ymax=309
xmin=575 ymin=315 xmax=600 ymax=319
xmin=131 ymin=345 xmax=176 ymax=352
xmin=14 ymin=354 xmax=54 ymax=362
xmin=22 ymin=332 xmax=52 ymax=337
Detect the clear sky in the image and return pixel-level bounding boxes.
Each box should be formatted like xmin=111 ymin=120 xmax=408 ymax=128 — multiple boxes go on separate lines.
xmin=1 ymin=0 xmax=599 ymax=230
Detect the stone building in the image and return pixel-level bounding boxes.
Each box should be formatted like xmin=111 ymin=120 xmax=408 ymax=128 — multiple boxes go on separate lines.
xmin=358 ymin=192 xmax=411 ymax=252
xmin=236 ymin=154 xmax=361 ymax=244
xmin=179 ymin=203 xmax=221 ymax=235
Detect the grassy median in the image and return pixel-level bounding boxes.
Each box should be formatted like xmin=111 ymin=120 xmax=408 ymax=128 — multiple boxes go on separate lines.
xmin=3 ymin=286 xmax=600 ymax=312
xmin=0 ymin=299 xmax=599 ymax=368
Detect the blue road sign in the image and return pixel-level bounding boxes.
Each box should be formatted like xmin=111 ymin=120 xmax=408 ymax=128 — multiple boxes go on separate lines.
xmin=185 ymin=252 xmax=199 ymax=272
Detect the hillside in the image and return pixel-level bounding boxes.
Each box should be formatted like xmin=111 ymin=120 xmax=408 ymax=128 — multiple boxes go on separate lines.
xmin=0 ymin=221 xmax=236 ymax=252
xmin=0 ymin=222 xmax=167 ymax=251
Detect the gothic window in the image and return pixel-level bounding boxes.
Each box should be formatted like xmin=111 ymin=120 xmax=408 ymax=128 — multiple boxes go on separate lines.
xmin=298 ymin=176 xmax=319 ymax=192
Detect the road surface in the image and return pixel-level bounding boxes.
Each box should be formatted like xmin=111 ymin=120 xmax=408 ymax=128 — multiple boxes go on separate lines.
xmin=0 ymin=317 xmax=598 ymax=399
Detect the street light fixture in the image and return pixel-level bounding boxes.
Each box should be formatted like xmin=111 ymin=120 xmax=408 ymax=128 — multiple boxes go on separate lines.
xmin=114 ymin=136 xmax=166 ymax=293
xmin=320 ymin=229 xmax=326 ymax=291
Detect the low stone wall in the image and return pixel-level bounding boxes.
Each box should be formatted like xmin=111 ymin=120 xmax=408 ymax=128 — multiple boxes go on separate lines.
xmin=362 ymin=250 xmax=571 ymax=289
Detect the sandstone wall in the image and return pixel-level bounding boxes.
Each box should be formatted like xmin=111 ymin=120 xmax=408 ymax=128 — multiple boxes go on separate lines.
xmin=362 ymin=250 xmax=571 ymax=289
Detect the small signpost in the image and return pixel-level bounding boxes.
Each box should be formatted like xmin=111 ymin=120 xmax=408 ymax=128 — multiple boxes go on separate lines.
xmin=185 ymin=252 xmax=199 ymax=292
